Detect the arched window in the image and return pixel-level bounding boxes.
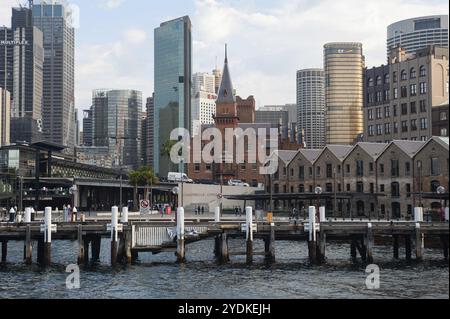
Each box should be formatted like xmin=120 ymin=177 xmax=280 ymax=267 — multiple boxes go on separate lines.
xmin=376 ymin=76 xmax=382 ymax=86
xmin=298 ymin=184 xmax=305 ymax=193
xmin=368 ymin=78 xmax=374 ymax=87
xmin=384 ymin=74 xmax=390 ymax=84
xmin=420 ymin=65 xmax=426 ymax=77
xmin=410 ymin=68 xmax=416 ymax=79
xmin=401 ymin=70 xmax=407 ymax=81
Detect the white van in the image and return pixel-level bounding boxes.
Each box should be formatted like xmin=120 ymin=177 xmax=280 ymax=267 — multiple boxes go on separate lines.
xmin=168 ymin=172 xmax=194 ymax=183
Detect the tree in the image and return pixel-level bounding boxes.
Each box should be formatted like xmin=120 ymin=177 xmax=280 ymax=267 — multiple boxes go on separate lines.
xmin=128 ymin=166 xmax=159 ymax=210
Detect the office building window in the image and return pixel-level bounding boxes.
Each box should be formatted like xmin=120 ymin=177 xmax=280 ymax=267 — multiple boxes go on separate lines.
xmin=393 ymin=105 xmax=398 ymax=117
xmin=380 ymin=184 xmax=385 ymax=192
xmin=410 ymin=68 xmax=416 ymax=79
xmin=356 ymin=182 xmax=364 ymax=193
xmin=401 ymin=86 xmax=408 ymax=98
xmin=419 ymin=66 xmax=426 ymax=77
xmin=401 ymin=70 xmax=407 ymax=81
xmin=368 ymin=109 xmax=374 ymax=120
xmin=391 ymin=182 xmax=400 ymax=198
xmin=401 ymin=121 xmax=408 ymax=132
xmin=420 ymin=100 xmax=427 ymax=113
xmin=384 ymin=106 xmax=390 ymax=118
xmin=410 ymin=84 xmax=417 ymax=96
xmin=326 ymin=164 xmax=333 ymax=179
xmin=393 ymin=72 xmax=397 ymax=83
xmin=368 ymin=78 xmax=374 ymax=87
xmin=376 ymin=76 xmax=382 ymax=86
xmin=393 ymin=88 xmax=398 ymax=99
xmin=401 ymin=103 xmax=408 ymax=115
xmin=419 ymin=82 xmax=427 ymax=94
xmin=194 ymin=163 xmax=200 ymax=172
xmin=384 ymin=74 xmax=390 ymax=84
xmin=379 ymin=164 xmax=385 ymax=174
xmin=420 ymin=118 xmax=428 ymax=130
xmin=384 ymin=89 xmax=390 ymax=101
xmin=369 ymin=162 xmax=374 ymax=173
xmin=440 ymin=112 xmax=447 ymax=121
xmin=441 ymin=128 xmax=448 ymax=136
xmin=299 ymin=166 xmax=305 ymax=180
xmin=368 ymin=126 xmax=374 ymax=136
xmin=411 ymin=119 xmax=417 ymax=131
xmin=405 ymin=162 xmax=411 ymax=176
xmin=406 ymin=184 xmax=411 ymax=198
xmin=410 ymin=102 xmax=417 ymax=114
xmin=376 ymin=108 xmax=382 ymax=119
xmin=356 ymin=160 xmax=364 ymax=177
xmin=385 ymin=123 xmax=391 ymax=134
xmin=377 ymin=124 xmax=382 ymax=135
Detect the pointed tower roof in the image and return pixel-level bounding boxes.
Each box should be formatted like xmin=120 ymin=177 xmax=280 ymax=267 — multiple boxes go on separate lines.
xmin=216 ymin=44 xmax=236 ymax=104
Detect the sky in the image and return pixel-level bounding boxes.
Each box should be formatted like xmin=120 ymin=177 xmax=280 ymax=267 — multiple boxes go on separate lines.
xmin=0 ymin=0 xmax=448 ymax=122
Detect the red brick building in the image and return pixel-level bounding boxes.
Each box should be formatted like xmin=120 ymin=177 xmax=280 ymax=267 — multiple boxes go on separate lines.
xmin=188 ymin=47 xmax=302 ymax=186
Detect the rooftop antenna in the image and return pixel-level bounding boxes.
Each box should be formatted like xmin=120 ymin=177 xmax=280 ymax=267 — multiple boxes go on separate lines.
xmin=225 ymin=43 xmax=228 ymax=63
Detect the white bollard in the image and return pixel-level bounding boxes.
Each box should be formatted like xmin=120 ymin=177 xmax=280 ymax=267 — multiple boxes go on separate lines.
xmin=309 ymin=206 xmax=317 ymax=242
xmin=214 ymin=207 xmax=221 ymax=223
xmin=111 ymin=206 xmax=119 ymax=242
xmin=121 ymin=207 xmax=129 ymax=224
xmin=24 ymin=207 xmax=32 ymax=223
xmin=414 ymin=207 xmax=423 ymax=222
xmin=319 ymin=207 xmax=326 ymax=223
xmin=445 ymin=207 xmax=449 ymax=222
xmin=44 ymin=207 xmax=52 ymax=243
xmin=246 ymin=207 xmax=253 ymax=241
xmin=177 ymin=207 xmax=185 ymax=240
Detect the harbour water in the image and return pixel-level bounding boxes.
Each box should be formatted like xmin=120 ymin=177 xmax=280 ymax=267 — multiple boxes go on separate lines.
xmin=0 ymin=239 xmax=448 ymax=299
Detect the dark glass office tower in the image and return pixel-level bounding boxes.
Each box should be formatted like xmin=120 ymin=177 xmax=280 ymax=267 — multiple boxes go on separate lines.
xmin=0 ymin=28 xmax=13 ymax=96
xmin=154 ymin=16 xmax=192 ymax=176
xmin=33 ymin=1 xmax=75 ymax=148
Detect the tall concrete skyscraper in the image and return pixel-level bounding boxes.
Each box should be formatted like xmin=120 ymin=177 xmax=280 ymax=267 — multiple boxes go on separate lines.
xmin=92 ymin=89 xmax=142 ymax=170
xmin=146 ymin=95 xmax=154 ymax=168
xmin=33 ymin=1 xmax=75 ymax=148
xmin=387 ymin=15 xmax=448 ymax=57
xmin=297 ymin=69 xmax=325 ymax=149
xmin=0 ymin=27 xmax=13 ymax=96
xmin=154 ymin=16 xmax=192 ymax=176
xmin=324 ymin=43 xmax=364 ymax=145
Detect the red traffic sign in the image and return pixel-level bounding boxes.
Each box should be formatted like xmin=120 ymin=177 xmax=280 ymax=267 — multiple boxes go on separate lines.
xmin=140 ymin=200 xmax=149 ymax=208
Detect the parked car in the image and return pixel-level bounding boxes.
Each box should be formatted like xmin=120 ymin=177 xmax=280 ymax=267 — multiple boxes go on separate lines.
xmin=167 ymin=172 xmax=194 ymax=183
xmin=195 ymin=179 xmax=219 ymax=185
xmin=228 ymin=180 xmax=250 ymax=187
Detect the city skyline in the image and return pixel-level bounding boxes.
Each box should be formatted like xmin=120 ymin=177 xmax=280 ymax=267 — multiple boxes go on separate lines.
xmin=1 ymin=0 xmax=448 ymax=122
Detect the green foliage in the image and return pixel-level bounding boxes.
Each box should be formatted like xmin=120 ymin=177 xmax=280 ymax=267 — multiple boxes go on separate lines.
xmin=128 ymin=166 xmax=159 ymax=187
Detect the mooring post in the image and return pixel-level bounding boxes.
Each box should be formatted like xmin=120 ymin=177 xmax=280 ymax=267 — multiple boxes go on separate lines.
xmin=110 ymin=206 xmax=119 ymax=266
xmin=308 ymin=206 xmax=317 ymax=264
xmin=220 ymin=232 xmax=229 ymax=263
xmin=366 ymin=223 xmax=374 ymax=264
xmin=414 ymin=207 xmax=424 ymax=223
xmin=393 ymin=235 xmax=399 ymax=259
xmin=37 ymin=238 xmax=44 ymax=264
xmin=415 ymin=223 xmax=424 ymax=261
xmin=1 ymin=241 xmax=7 ymax=263
xmin=265 ymin=223 xmax=276 ymax=263
xmin=246 ymin=207 xmax=253 ymax=265
xmin=319 ymin=206 xmax=326 ymax=223
xmin=317 ymin=231 xmax=326 ymax=264
xmin=405 ymin=235 xmax=412 ymax=261
xmin=350 ymin=236 xmax=357 ymax=261
xmin=215 ymin=207 xmax=221 ymax=223
xmin=121 ymin=207 xmax=129 ymax=224
xmin=176 ymin=207 xmax=185 ymax=263
xmin=77 ymin=224 xmax=85 ymax=265
xmin=24 ymin=207 xmax=32 ymax=223
xmin=124 ymin=226 xmax=133 ymax=264
xmin=24 ymin=224 xmax=32 ymax=264
xmin=92 ymin=236 xmax=101 ymax=262
xmin=441 ymin=235 xmax=449 ymax=260
xmin=445 ymin=207 xmax=449 ymax=222
xmin=42 ymin=207 xmax=52 ymax=266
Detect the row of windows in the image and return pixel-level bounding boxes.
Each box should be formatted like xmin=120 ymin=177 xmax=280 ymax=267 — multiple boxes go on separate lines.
xmin=368 ymin=100 xmax=427 ymax=120
xmin=368 ymin=118 xmax=428 ymax=135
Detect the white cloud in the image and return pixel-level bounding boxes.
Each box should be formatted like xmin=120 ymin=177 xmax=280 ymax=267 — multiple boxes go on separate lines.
xmin=0 ymin=0 xmax=19 ymax=27
xmin=98 ymin=0 xmax=126 ymax=9
xmin=193 ymin=0 xmax=449 ymax=107
xmin=122 ymin=28 xmax=148 ymax=45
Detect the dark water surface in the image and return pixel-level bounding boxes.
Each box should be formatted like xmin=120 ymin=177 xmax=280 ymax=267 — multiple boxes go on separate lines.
xmin=0 ymin=239 xmax=448 ymax=299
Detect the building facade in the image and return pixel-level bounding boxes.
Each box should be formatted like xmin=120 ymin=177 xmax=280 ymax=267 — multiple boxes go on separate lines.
xmin=33 ymin=1 xmax=76 ymax=149
xmin=0 ymin=88 xmax=10 ymax=146
xmin=387 ymin=15 xmax=449 ymax=58
xmin=154 ymin=16 xmax=192 ymax=177
xmin=432 ymin=103 xmax=449 ymax=137
xmin=92 ymin=89 xmax=142 ymax=170
xmin=0 ymin=27 xmax=13 ymax=97
xmin=297 ymin=68 xmax=326 ymax=149
xmin=146 ymin=95 xmax=154 ymax=168
xmin=82 ymin=108 xmax=93 ymax=146
xmin=269 ymin=137 xmax=449 ymax=219
xmin=324 ymin=43 xmax=365 ymax=145
xmin=364 ymin=46 xmax=449 ymax=142
xmin=193 ymin=72 xmax=216 ymax=94
xmin=256 ymin=105 xmax=289 ymax=127
xmin=192 ymin=91 xmax=217 ymax=136
xmin=236 ymin=95 xmax=256 ymax=123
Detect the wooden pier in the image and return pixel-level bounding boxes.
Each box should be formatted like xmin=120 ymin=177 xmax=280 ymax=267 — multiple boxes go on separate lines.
xmin=0 ymin=206 xmax=448 ymax=267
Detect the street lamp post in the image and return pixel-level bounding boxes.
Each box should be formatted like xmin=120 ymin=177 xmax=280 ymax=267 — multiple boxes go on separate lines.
xmin=315 ymin=186 xmax=323 ymax=222
xmin=418 ymin=161 xmax=423 ymax=207
xmin=437 ymin=186 xmax=446 ymax=221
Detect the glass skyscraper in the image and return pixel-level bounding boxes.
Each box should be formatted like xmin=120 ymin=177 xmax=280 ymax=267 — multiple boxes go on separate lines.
xmin=154 ymin=16 xmax=192 ymax=177
xmin=92 ymin=89 xmax=142 ymax=170
xmin=33 ymin=1 xmax=75 ymax=149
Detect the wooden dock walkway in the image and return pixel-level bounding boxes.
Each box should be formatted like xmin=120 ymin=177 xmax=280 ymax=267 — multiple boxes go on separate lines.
xmin=0 ymin=206 xmax=448 ymax=267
